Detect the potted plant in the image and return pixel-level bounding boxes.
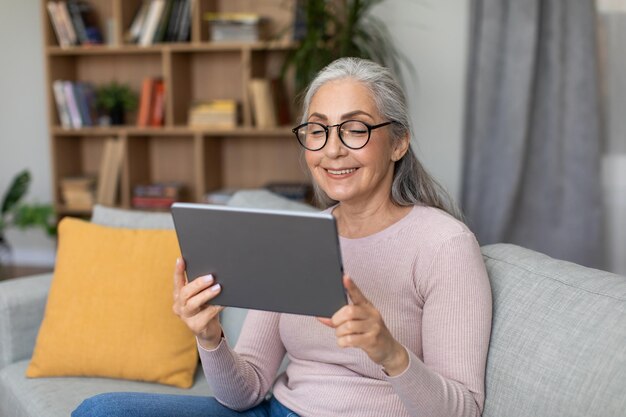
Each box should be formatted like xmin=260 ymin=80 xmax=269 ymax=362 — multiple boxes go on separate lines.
xmin=0 ymin=170 xmax=56 ymax=271
xmin=96 ymin=81 xmax=138 ymax=125
xmin=283 ymin=0 xmax=411 ymax=95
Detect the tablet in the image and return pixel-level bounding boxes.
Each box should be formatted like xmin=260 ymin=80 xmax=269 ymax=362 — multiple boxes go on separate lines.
xmin=171 ymin=202 xmax=347 ymax=318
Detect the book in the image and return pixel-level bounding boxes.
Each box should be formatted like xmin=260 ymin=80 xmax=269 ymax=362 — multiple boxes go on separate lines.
xmin=153 ymin=0 xmax=174 ymax=43
xmin=47 ymin=2 xmax=70 ymax=48
xmin=63 ymin=81 xmax=82 ymax=128
xmin=176 ymin=0 xmax=191 ymax=42
xmin=125 ymin=1 xmax=150 ymax=43
xmin=52 ymin=80 xmax=72 ymax=128
xmin=188 ymin=100 xmax=237 ymax=128
xmin=96 ymin=138 xmax=125 ymax=206
xmin=134 ymin=182 xmax=182 ymax=198
xmin=137 ymin=77 xmax=156 ymax=127
xmin=61 ymin=176 xmax=96 ymax=210
xmin=57 ymin=1 xmax=78 ymax=46
xmin=150 ymin=80 xmax=166 ymax=126
xmin=132 ymin=196 xmax=176 ymax=209
xmin=67 ymin=0 xmax=103 ymax=45
xmin=249 ymin=79 xmax=277 ymax=128
xmin=139 ymin=0 xmax=166 ymax=46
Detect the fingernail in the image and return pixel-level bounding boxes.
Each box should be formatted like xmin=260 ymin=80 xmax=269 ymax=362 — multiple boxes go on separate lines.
xmin=202 ymin=274 xmax=214 ymax=284
xmin=176 ymin=258 xmax=181 ymax=265
xmin=210 ymin=283 xmax=221 ymax=292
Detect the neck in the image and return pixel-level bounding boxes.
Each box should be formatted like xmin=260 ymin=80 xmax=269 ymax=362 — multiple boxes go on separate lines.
xmin=333 ymin=198 xmax=411 ymax=239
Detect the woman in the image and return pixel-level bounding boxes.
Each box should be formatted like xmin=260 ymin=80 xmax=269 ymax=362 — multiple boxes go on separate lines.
xmin=74 ymin=57 xmax=492 ymax=417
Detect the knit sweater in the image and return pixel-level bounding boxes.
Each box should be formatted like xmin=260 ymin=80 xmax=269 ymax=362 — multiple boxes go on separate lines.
xmin=198 ymin=204 xmax=492 ymax=417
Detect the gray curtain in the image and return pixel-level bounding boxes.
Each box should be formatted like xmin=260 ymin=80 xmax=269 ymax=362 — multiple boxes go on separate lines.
xmin=462 ymin=0 xmax=604 ymax=268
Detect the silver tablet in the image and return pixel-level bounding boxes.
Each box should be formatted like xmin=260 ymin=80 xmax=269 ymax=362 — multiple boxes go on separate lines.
xmin=171 ymin=203 xmax=347 ymax=317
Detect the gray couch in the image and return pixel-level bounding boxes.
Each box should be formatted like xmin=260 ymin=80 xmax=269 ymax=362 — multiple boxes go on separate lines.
xmin=1 ymin=191 xmax=625 ymax=417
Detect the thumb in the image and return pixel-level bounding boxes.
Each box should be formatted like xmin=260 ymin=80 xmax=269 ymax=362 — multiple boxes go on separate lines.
xmin=344 ymin=275 xmax=369 ymax=306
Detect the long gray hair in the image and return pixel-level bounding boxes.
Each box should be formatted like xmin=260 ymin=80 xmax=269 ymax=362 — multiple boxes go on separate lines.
xmin=300 ymin=57 xmax=462 ymax=220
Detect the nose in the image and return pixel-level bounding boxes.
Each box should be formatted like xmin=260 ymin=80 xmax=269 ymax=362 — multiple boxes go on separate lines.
xmin=323 ymin=125 xmax=347 ymax=158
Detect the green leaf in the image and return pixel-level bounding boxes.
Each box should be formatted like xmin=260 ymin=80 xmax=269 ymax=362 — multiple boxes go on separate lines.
xmin=1 ymin=170 xmax=30 ymax=216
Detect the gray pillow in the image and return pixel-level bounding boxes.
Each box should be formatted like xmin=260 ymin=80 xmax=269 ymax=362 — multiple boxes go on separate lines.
xmin=227 ymin=189 xmax=317 ymax=212
xmin=90 ymin=205 xmax=174 ymax=229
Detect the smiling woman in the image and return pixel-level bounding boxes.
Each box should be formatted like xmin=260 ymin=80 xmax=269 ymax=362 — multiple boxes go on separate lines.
xmin=74 ymin=58 xmax=493 ymax=417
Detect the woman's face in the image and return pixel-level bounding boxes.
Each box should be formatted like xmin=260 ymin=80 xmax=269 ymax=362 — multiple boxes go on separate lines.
xmin=305 ymin=78 xmax=408 ymax=207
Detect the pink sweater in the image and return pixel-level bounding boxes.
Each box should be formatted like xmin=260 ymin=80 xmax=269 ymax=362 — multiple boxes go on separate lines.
xmin=198 ymin=205 xmax=492 ymax=417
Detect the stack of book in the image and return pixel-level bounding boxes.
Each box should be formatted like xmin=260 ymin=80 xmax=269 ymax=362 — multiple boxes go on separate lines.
xmin=204 ymin=13 xmax=264 ymax=42
xmin=46 ymin=0 xmax=103 ymax=48
xmin=132 ymin=183 xmax=182 ymax=210
xmin=61 ymin=176 xmax=96 ymax=210
xmin=52 ymin=80 xmax=97 ymax=129
xmin=188 ymin=100 xmax=237 ymax=129
xmin=126 ymin=0 xmax=192 ymax=46
xmin=137 ymin=78 xmax=165 ymax=127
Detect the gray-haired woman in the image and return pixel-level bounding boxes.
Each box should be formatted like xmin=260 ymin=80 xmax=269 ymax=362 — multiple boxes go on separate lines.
xmin=74 ymin=57 xmax=492 ymax=417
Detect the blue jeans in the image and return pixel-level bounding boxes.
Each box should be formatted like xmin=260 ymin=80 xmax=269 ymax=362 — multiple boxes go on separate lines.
xmin=72 ymin=393 xmax=300 ymax=417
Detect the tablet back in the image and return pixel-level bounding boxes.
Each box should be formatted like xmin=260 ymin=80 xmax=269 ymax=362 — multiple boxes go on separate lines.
xmin=171 ymin=203 xmax=346 ymax=317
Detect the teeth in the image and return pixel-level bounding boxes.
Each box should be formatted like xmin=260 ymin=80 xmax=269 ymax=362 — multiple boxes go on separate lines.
xmin=327 ymin=168 xmax=356 ymax=175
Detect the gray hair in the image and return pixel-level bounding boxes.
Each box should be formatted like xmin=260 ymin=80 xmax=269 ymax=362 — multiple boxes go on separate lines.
xmin=300 ymin=57 xmax=462 ymax=220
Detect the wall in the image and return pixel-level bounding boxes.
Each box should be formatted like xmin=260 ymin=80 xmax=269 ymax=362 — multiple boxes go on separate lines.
xmin=0 ymin=0 xmax=55 ymax=266
xmin=0 ymin=0 xmax=470 ymax=267
xmin=375 ymin=0 xmax=469 ymax=201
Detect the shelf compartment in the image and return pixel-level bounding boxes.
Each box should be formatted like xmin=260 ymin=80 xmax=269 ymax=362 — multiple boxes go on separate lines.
xmin=126 ymin=135 xmax=198 ymax=204
xmin=220 ymin=135 xmax=307 ymax=189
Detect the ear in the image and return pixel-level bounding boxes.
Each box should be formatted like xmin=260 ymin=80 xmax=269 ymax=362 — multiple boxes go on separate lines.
xmin=391 ymin=132 xmax=410 ymax=162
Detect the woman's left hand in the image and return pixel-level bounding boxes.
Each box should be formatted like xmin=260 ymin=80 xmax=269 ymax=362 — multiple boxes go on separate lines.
xmin=318 ymin=275 xmax=409 ymax=376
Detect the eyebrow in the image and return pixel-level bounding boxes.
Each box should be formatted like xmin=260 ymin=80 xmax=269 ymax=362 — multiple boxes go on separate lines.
xmin=308 ymin=110 xmax=375 ymax=121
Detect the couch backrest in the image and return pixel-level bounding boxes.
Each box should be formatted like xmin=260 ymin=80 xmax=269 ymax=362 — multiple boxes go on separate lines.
xmin=481 ymin=243 xmax=626 ymax=417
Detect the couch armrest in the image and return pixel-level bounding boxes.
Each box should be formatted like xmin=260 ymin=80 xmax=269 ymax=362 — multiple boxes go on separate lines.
xmin=0 ymin=273 xmax=52 ymax=369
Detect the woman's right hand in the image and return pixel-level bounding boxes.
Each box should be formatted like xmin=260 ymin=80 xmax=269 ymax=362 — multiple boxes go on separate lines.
xmin=172 ymin=257 xmax=224 ymax=350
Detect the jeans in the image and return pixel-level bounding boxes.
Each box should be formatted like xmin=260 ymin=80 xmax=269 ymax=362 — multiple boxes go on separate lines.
xmin=72 ymin=392 xmax=300 ymax=417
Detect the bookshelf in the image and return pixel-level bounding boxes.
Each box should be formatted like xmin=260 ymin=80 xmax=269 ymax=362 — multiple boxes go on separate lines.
xmin=42 ymin=0 xmax=308 ymax=216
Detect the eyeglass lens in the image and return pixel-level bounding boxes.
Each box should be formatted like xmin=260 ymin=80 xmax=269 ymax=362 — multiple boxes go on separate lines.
xmin=296 ymin=121 xmax=370 ymax=150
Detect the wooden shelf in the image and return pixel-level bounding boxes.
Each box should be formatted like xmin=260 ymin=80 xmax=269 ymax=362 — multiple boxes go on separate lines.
xmin=50 ymin=126 xmax=295 ymax=137
xmin=43 ymin=0 xmax=306 ymax=217
xmin=46 ymin=40 xmax=296 ymax=56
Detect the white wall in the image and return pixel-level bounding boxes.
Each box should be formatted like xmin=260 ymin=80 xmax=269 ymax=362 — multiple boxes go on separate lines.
xmin=0 ymin=0 xmax=55 ymax=266
xmin=0 ymin=0 xmax=470 ymax=266
xmin=376 ymin=0 xmax=469 ymax=200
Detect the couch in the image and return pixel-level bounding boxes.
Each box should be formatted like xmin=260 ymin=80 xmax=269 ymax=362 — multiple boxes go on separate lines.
xmin=1 ymin=190 xmax=625 ymax=417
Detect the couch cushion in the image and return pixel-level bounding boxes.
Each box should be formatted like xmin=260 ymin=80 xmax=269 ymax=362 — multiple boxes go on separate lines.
xmin=26 ymin=218 xmax=197 ymax=388
xmin=1 ymin=360 xmax=210 ymax=417
xmin=481 ymin=243 xmax=626 ymax=417
xmin=91 ymin=204 xmax=174 ymax=229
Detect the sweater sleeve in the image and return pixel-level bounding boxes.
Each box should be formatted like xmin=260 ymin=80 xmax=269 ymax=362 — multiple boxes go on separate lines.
xmin=385 ymin=232 xmax=492 ymax=417
xmin=198 ymin=310 xmax=286 ymax=411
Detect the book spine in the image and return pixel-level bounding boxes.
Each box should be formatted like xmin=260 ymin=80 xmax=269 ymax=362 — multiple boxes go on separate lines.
xmin=150 ymin=80 xmax=165 ymax=126
xmin=139 ymin=0 xmax=166 ymax=46
xmin=46 ymin=2 xmax=69 ymax=47
xmin=67 ymin=0 xmax=89 ymax=45
xmin=57 ymin=1 xmax=78 ymax=46
xmin=63 ymin=81 xmax=83 ymax=128
xmin=75 ymin=82 xmax=92 ymax=126
xmin=52 ymin=80 xmax=72 ymax=128
xmin=137 ymin=77 xmax=155 ymax=127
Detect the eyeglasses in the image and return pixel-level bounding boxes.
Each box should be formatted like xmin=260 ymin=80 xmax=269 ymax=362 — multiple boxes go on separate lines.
xmin=292 ymin=120 xmax=399 ymax=151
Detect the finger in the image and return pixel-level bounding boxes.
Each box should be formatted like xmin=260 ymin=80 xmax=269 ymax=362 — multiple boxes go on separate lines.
xmin=317 ymin=317 xmax=334 ymax=327
xmin=183 ymin=283 xmax=222 ymax=315
xmin=336 ymin=333 xmax=370 ymax=349
xmin=173 ymin=258 xmax=187 ymax=297
xmin=331 ymin=304 xmax=368 ymax=327
xmin=344 ymin=275 xmax=370 ymax=306
xmin=180 ymin=274 xmax=216 ymax=301
xmin=335 ymin=319 xmax=373 ymax=338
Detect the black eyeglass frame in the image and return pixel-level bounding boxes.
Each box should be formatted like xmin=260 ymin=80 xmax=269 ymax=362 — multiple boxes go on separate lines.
xmin=291 ymin=120 xmax=400 ymax=151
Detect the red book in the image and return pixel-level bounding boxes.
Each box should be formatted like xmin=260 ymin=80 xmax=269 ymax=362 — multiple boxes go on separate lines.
xmin=150 ymin=80 xmax=165 ymax=126
xmin=137 ymin=78 xmax=155 ymax=127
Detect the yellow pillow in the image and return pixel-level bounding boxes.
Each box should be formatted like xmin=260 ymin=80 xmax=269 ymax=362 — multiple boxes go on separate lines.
xmin=26 ymin=217 xmax=197 ymax=388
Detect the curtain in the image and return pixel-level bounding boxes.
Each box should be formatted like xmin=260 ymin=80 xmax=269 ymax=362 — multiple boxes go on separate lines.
xmin=461 ymin=0 xmax=604 ymax=268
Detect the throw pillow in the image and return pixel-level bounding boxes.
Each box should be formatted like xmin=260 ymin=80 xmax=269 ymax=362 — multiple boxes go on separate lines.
xmin=26 ymin=217 xmax=197 ymax=388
